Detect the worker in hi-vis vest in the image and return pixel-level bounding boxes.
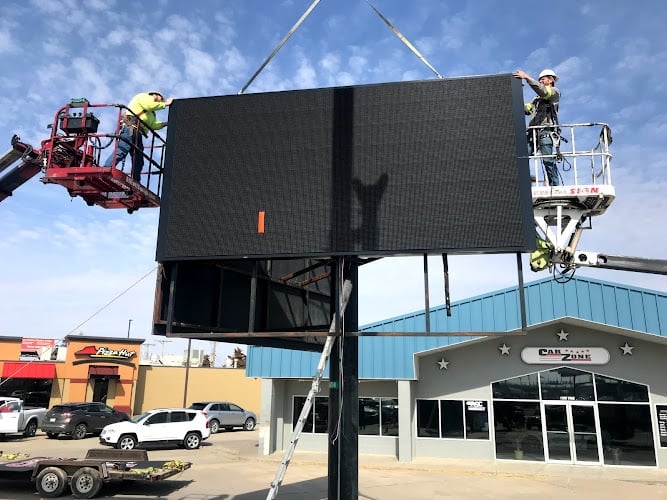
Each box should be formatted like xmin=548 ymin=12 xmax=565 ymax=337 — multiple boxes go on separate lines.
xmin=513 ymin=69 xmax=561 ymax=186
xmin=104 ymin=91 xmax=173 ymax=181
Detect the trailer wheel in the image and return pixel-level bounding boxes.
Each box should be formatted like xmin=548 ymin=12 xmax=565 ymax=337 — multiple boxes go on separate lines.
xmin=72 ymin=423 xmax=88 ymax=440
xmin=36 ymin=466 xmax=68 ymax=498
xmin=116 ymin=434 xmax=137 ymax=450
xmin=183 ymin=431 xmax=201 ymax=450
xmin=23 ymin=419 xmax=38 ymax=437
xmin=70 ymin=466 xmax=103 ymax=499
xmin=209 ymin=419 xmax=220 ymax=434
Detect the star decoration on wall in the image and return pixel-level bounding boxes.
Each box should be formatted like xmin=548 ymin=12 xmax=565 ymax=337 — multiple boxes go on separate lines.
xmin=437 ymin=358 xmax=450 ymax=370
xmin=499 ymin=344 xmax=511 ymax=355
xmin=556 ymin=329 xmax=569 ymax=341
xmin=620 ymin=342 xmax=634 ymax=355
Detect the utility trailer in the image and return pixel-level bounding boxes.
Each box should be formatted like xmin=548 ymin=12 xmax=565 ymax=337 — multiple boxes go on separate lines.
xmin=0 ymin=448 xmax=191 ymax=498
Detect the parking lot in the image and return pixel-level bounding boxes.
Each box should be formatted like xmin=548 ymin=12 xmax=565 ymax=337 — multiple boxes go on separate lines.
xmin=1 ymin=429 xmax=667 ymax=499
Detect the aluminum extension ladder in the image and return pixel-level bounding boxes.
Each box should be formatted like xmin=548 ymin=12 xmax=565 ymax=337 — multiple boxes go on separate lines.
xmin=266 ymin=280 xmax=352 ymax=499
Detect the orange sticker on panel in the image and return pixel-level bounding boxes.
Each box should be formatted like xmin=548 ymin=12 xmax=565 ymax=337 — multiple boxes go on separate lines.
xmin=258 ymin=211 xmax=265 ymax=233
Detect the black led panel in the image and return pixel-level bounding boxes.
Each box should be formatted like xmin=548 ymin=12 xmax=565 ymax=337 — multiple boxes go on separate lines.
xmin=156 ymin=74 xmax=532 ymax=261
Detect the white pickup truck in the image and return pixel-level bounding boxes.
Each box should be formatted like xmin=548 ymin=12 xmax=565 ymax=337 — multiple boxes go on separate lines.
xmin=0 ymin=397 xmax=47 ymax=437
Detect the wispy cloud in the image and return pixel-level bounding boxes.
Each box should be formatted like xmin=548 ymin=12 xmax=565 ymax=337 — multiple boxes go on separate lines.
xmin=2 ymin=0 xmax=667 ymax=358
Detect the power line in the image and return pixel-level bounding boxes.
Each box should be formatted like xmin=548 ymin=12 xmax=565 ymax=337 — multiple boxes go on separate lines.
xmin=0 ymin=266 xmax=157 ymax=386
xmin=64 ymin=266 xmax=157 ymax=337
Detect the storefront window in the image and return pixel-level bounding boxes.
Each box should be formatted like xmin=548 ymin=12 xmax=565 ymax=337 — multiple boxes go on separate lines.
xmin=314 ymin=397 xmax=328 ymax=433
xmin=492 ymin=373 xmax=539 ymax=400
xmin=465 ymin=401 xmax=489 ymax=439
xmin=493 ymin=369 xmax=654 ymax=466
xmin=595 ymin=374 xmax=649 ymax=402
xmin=293 ymin=396 xmax=397 ymax=436
xmin=493 ymin=401 xmax=544 ymax=461
xmin=381 ymin=398 xmax=399 ymax=436
xmin=417 ymin=400 xmax=439 ymax=437
xmin=440 ymin=400 xmax=463 ymax=438
xmin=359 ymin=398 xmax=380 ymax=435
xmin=417 ymin=399 xmax=489 ymax=440
xmin=599 ymin=403 xmax=656 ymax=466
xmin=0 ymin=378 xmax=52 ymax=408
xmin=540 ymin=367 xmax=594 ymax=401
xmin=292 ymin=396 xmax=315 ymax=432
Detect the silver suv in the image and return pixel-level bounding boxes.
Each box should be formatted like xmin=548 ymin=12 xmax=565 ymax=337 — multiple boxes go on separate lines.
xmin=188 ymin=401 xmax=256 ymax=434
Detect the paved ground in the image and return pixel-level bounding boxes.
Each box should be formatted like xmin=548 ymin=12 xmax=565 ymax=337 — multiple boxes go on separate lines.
xmin=1 ymin=429 xmax=667 ymax=499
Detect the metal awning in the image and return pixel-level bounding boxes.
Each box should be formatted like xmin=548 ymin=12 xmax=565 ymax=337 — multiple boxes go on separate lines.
xmin=1 ymin=362 xmax=56 ymax=379
xmin=88 ymin=365 xmax=119 ymax=377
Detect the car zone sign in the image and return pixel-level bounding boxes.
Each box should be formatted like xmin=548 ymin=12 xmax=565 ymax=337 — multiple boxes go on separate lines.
xmin=520 ymin=347 xmax=610 ymax=365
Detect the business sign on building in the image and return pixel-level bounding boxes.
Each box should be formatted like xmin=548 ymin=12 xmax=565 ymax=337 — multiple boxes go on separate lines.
xmin=20 ymin=338 xmax=55 ymax=352
xmin=19 ymin=338 xmax=56 ymax=360
xmin=520 ymin=347 xmax=610 ymax=365
xmin=72 ymin=345 xmax=137 ymax=367
xmin=658 ymin=405 xmax=667 ymax=448
xmin=466 ymin=401 xmax=487 ymax=412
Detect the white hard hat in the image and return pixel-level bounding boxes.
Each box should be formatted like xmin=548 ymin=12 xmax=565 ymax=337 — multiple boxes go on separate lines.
xmin=538 ymin=69 xmax=559 ymax=82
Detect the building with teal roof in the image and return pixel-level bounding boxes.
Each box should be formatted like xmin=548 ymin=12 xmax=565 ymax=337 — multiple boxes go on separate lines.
xmin=249 ymin=276 xmax=667 ymax=468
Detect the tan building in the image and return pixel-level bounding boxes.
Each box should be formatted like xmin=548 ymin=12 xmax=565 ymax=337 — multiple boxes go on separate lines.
xmin=0 ymin=335 xmax=260 ymax=416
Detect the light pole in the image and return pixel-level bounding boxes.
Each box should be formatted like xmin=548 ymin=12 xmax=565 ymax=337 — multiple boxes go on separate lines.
xmin=127 ymin=319 xmax=133 ymax=338
xmin=156 ymin=339 xmax=172 ymax=360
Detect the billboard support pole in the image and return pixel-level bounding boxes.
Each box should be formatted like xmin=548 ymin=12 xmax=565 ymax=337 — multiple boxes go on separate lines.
xmin=328 ymin=258 xmax=359 ymax=499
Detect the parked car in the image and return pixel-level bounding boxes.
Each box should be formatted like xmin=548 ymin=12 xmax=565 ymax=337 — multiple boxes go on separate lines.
xmin=188 ymin=401 xmax=256 ymax=434
xmin=0 ymin=397 xmax=46 ymax=438
xmin=41 ymin=402 xmax=130 ymax=439
xmin=99 ymin=407 xmax=210 ymax=450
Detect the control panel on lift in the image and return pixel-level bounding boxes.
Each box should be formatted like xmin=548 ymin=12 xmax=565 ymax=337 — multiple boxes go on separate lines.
xmin=59 ymin=104 xmax=100 ymax=134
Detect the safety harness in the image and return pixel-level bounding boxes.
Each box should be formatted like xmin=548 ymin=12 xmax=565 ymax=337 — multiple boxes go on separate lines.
xmin=528 ymin=93 xmax=564 ymax=170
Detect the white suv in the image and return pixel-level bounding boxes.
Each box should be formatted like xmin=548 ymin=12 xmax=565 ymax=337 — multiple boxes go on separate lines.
xmin=99 ymin=408 xmax=210 ymax=450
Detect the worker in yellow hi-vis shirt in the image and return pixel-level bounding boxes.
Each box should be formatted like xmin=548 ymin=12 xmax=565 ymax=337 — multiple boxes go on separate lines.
xmin=513 ymin=69 xmax=561 ymax=186
xmin=104 ymin=91 xmax=173 ymax=181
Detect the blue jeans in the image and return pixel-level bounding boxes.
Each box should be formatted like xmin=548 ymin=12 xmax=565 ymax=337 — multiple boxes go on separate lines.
xmin=104 ymin=126 xmax=144 ymax=181
xmin=530 ymin=130 xmax=559 ymax=186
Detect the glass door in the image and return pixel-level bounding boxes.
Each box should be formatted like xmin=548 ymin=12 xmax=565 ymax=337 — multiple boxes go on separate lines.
xmin=544 ymin=403 xmax=600 ymax=464
xmin=92 ymin=377 xmax=109 ymax=403
xmin=570 ymin=404 xmax=600 ymax=463
xmin=544 ymin=403 xmax=570 ymax=461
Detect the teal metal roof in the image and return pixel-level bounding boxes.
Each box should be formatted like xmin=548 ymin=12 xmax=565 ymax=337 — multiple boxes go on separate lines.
xmin=246 ymin=276 xmax=667 ymax=379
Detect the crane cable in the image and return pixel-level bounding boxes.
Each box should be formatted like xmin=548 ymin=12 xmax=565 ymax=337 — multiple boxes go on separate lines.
xmin=238 ymin=0 xmax=321 ymax=94
xmin=366 ymin=0 xmax=444 ymax=79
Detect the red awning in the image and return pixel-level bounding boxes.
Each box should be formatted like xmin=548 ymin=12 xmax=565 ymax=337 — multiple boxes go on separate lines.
xmin=1 ymin=362 xmax=56 ymax=379
xmin=88 ymin=366 xmax=119 ymax=377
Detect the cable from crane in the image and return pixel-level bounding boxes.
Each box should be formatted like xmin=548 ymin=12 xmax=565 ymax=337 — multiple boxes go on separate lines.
xmin=366 ymin=0 xmax=444 ymax=79
xmin=238 ymin=0 xmax=321 ymax=94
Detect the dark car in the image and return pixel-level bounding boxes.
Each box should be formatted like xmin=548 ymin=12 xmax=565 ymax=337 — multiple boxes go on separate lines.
xmin=40 ymin=402 xmax=130 ymax=439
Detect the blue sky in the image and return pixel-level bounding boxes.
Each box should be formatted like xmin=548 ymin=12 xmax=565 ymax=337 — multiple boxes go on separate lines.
xmin=1 ymin=0 xmax=666 ymax=363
